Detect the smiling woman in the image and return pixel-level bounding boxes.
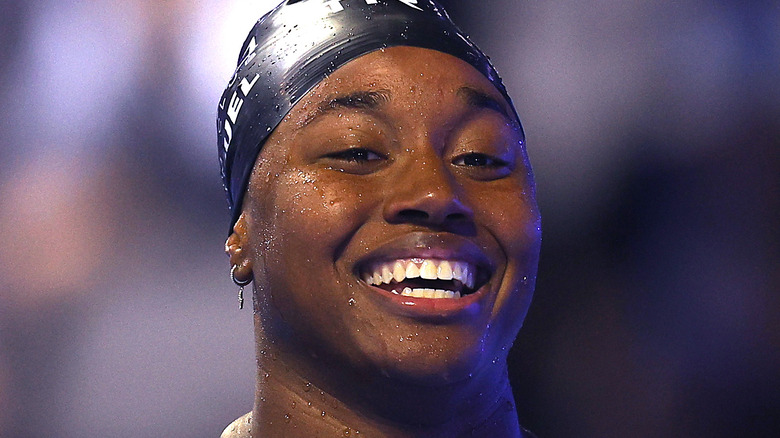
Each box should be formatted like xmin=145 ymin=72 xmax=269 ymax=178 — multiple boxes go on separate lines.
xmin=216 ymin=1 xmax=541 ymax=437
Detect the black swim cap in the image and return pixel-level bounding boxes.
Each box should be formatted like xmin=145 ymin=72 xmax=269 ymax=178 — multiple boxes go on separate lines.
xmin=217 ymin=0 xmax=521 ymax=231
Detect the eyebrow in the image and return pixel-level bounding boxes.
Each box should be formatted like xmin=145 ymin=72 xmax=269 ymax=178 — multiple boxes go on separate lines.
xmin=300 ymin=90 xmax=390 ymax=127
xmin=298 ymin=87 xmax=518 ymax=129
xmin=456 ymin=86 xmax=517 ymax=127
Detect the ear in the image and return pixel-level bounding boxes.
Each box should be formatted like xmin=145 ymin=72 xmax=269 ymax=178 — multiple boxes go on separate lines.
xmin=225 ymin=212 xmax=254 ymax=284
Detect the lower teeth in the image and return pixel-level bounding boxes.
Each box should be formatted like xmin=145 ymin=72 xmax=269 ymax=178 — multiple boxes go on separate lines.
xmin=393 ymin=287 xmax=461 ymax=299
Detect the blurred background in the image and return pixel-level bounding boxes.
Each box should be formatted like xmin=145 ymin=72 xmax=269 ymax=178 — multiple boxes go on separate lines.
xmin=0 ymin=0 xmax=776 ymax=437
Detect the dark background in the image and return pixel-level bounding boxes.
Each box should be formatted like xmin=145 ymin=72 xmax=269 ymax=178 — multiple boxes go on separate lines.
xmin=0 ymin=1 xmax=777 ymax=437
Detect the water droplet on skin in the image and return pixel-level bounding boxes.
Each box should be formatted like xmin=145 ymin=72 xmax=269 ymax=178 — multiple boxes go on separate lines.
xmin=284 ymin=414 xmax=291 ymax=423
xmin=348 ymin=298 xmax=356 ymax=306
xmin=321 ymin=411 xmax=326 ymax=417
xmin=304 ymin=382 xmax=312 ymax=392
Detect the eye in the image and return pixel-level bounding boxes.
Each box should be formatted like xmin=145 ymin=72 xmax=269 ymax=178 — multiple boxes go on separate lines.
xmin=453 ymin=153 xmax=509 ymax=168
xmin=322 ymin=147 xmax=386 ymax=175
xmin=326 ymin=148 xmax=383 ymax=163
xmin=452 ymin=152 xmax=514 ymax=180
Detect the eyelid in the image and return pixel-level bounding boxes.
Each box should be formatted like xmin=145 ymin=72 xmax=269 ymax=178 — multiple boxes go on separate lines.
xmin=324 ymin=147 xmax=385 ymax=160
xmin=452 ymin=152 xmax=511 ymax=167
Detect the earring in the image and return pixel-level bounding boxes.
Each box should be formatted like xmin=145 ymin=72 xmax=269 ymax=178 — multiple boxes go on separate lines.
xmin=230 ymin=265 xmax=252 ymax=310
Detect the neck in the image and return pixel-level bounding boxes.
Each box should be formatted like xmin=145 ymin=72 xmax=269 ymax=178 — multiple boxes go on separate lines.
xmin=249 ymin=314 xmax=522 ymax=438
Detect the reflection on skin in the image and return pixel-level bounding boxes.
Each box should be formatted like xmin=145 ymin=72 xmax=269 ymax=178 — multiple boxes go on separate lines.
xmin=225 ymin=46 xmax=541 ymax=437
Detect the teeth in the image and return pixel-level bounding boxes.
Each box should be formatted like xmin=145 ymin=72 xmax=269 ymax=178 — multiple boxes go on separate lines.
xmin=405 ymin=262 xmax=420 ymax=279
xmin=381 ymin=265 xmax=393 ymax=284
xmin=438 ymin=261 xmax=453 ymax=280
xmin=364 ymin=259 xmax=481 ymax=291
xmin=393 ymin=261 xmax=406 ymax=282
xmin=420 ymin=260 xmax=438 ymax=279
xmin=452 ymin=262 xmax=463 ymax=282
xmin=399 ymin=287 xmax=460 ymax=299
xmin=461 ymin=264 xmax=474 ymax=289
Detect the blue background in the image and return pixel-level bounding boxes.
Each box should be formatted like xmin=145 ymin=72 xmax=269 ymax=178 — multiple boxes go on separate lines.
xmin=0 ymin=1 xmax=776 ymax=436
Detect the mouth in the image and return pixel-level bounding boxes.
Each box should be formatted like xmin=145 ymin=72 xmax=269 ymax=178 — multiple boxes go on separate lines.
xmin=359 ymin=258 xmax=491 ymax=300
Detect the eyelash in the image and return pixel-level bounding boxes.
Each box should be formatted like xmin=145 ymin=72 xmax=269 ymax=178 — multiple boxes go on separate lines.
xmin=453 ymin=153 xmax=509 ymax=168
xmin=326 ymin=148 xmax=384 ymax=163
xmin=322 ymin=149 xmax=511 ymax=179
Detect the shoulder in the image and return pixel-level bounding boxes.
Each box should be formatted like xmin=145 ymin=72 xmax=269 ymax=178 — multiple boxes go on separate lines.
xmin=220 ymin=412 xmax=252 ymax=438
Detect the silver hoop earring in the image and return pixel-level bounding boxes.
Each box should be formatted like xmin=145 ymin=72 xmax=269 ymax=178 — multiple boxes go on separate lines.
xmin=231 ymin=265 xmax=252 ymax=310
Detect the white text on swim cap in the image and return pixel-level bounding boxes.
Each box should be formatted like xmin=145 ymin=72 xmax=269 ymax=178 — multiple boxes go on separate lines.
xmin=223 ymin=75 xmax=260 ymax=151
xmin=222 ymin=38 xmax=262 ymax=152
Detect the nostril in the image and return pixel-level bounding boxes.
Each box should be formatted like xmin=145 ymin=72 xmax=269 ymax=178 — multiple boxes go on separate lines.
xmin=398 ymin=209 xmax=430 ymax=222
xmin=446 ymin=212 xmax=469 ymax=222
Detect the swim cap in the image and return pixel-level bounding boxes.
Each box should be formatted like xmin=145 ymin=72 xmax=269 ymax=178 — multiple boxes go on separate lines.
xmin=217 ymin=0 xmax=522 ymax=232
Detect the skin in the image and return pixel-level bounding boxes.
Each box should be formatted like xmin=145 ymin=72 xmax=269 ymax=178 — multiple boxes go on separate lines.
xmin=225 ymin=46 xmax=541 ymax=438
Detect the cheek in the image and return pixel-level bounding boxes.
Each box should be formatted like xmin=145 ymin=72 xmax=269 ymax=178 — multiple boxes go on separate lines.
xmin=473 ymin=180 xmax=540 ymax=249
xmin=249 ymin=169 xmax=381 ymax=357
xmin=255 ymin=168 xmax=373 ymax=272
xmin=281 ymin=170 xmax=368 ymax=235
xmin=473 ymin=181 xmax=540 ymax=318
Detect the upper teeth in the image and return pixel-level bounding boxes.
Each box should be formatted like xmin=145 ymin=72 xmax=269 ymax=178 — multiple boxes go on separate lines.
xmin=363 ymin=259 xmax=476 ymax=289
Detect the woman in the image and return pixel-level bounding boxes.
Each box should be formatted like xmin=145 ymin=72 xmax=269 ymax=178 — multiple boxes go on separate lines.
xmin=217 ymin=1 xmax=541 ymax=436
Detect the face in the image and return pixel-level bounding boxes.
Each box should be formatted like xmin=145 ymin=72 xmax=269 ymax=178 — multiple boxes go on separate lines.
xmin=238 ymin=46 xmax=541 ymax=385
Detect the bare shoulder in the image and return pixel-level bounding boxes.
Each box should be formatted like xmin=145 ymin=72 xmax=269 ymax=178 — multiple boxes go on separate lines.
xmin=220 ymin=412 xmax=252 ymax=438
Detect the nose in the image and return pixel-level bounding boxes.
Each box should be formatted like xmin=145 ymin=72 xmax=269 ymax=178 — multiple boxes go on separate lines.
xmin=383 ymin=156 xmax=474 ymax=228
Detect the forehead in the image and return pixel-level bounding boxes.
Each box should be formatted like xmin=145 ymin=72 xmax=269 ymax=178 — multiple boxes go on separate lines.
xmin=285 ymin=46 xmax=513 ymax=125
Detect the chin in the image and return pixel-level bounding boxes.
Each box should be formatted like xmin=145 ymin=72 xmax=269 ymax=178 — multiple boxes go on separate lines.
xmin=348 ymin=323 xmax=505 ymax=388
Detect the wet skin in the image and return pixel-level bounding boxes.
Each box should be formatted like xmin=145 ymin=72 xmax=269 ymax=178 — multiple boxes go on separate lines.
xmin=227 ymin=46 xmax=541 ymax=437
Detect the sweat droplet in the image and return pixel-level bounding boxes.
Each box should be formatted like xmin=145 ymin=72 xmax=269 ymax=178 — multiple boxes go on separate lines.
xmin=348 ymin=298 xmax=356 ymax=306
